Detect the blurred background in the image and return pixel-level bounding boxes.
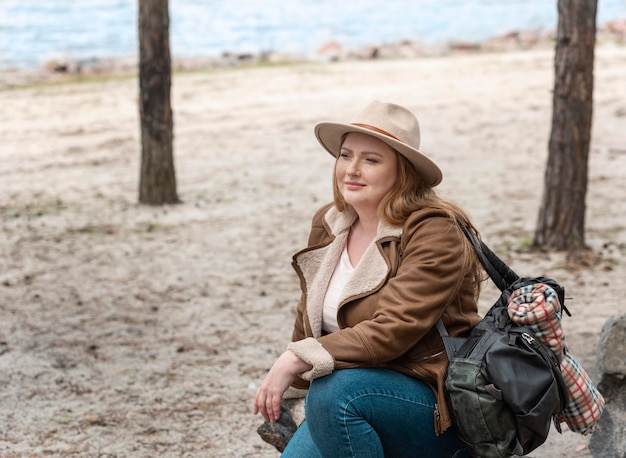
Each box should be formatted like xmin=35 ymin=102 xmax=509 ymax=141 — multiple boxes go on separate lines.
xmin=1 ymin=0 xmax=625 ymax=71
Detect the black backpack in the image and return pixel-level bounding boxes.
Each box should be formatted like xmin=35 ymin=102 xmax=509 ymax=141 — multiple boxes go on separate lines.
xmin=437 ymin=223 xmax=570 ymax=457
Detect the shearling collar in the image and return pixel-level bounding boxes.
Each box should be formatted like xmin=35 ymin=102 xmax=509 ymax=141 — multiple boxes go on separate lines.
xmin=294 ymin=205 xmax=402 ymax=338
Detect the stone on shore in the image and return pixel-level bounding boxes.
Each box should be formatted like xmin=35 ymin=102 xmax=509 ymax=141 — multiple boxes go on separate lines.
xmin=589 ymin=313 xmax=626 ymax=458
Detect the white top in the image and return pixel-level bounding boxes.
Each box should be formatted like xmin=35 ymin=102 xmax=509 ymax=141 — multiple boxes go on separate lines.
xmin=322 ymin=244 xmax=355 ymax=333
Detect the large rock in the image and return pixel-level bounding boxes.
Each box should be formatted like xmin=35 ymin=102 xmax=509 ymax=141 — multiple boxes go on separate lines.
xmin=589 ymin=313 xmax=626 ymax=458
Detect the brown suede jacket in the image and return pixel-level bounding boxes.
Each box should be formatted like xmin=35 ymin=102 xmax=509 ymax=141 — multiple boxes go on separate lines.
xmin=287 ymin=203 xmax=482 ymax=434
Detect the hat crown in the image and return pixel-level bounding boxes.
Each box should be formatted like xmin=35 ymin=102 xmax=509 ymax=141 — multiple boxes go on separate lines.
xmin=352 ymin=101 xmax=420 ymax=150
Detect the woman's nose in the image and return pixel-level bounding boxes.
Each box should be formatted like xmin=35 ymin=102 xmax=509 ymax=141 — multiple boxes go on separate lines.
xmin=346 ymin=161 xmax=361 ymax=176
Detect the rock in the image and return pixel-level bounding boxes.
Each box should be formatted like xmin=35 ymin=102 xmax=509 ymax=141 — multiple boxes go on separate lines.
xmin=589 ymin=313 xmax=626 ymax=458
xmin=256 ymin=398 xmax=304 ymax=452
xmin=449 ymin=41 xmax=481 ymax=52
xmin=43 ymin=59 xmax=71 ymax=73
xmin=605 ymin=19 xmax=626 ymax=38
xmin=347 ymin=46 xmax=379 ymax=60
xmin=316 ymin=40 xmax=342 ymax=62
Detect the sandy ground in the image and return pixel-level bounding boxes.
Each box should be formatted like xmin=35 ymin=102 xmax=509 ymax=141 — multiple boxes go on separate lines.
xmin=1 ymin=46 xmax=625 ymax=457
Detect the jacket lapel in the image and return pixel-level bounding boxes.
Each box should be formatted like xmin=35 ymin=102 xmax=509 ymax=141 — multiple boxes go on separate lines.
xmin=294 ymin=206 xmax=402 ymax=337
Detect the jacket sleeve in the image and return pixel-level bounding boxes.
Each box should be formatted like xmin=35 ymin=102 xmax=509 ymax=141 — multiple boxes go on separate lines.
xmin=288 ymin=337 xmax=335 ymax=381
xmin=316 ymin=214 xmax=467 ymax=370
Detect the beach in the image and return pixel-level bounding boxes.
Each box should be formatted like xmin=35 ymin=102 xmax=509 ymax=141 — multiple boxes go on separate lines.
xmin=1 ymin=43 xmax=625 ymax=457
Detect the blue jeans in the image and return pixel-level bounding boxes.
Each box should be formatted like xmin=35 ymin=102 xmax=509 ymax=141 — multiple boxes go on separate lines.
xmin=281 ymin=368 xmax=469 ymax=458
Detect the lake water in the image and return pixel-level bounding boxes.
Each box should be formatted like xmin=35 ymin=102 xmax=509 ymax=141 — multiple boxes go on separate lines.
xmin=0 ymin=0 xmax=624 ymax=70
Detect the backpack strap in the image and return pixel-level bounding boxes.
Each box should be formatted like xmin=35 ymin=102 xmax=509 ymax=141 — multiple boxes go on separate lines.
xmin=455 ymin=219 xmax=520 ymax=292
xmin=456 ymin=220 xmax=571 ymax=317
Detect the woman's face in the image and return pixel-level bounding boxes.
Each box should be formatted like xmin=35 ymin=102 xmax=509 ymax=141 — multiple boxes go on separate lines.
xmin=335 ymin=132 xmax=398 ymax=214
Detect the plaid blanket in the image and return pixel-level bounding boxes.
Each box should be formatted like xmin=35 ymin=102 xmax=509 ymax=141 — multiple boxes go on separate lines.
xmin=507 ymin=283 xmax=565 ymax=357
xmin=559 ymin=350 xmax=606 ymax=435
xmin=507 ymin=283 xmax=605 ymax=435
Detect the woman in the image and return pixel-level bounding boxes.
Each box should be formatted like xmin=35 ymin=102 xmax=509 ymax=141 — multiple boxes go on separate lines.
xmin=254 ymin=100 xmax=482 ymax=457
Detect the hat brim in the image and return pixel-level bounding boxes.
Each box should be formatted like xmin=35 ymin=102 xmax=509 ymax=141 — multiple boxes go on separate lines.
xmin=314 ymin=122 xmax=442 ymax=187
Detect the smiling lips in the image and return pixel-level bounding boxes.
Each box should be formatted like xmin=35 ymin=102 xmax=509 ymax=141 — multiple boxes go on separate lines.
xmin=344 ymin=181 xmax=365 ymax=190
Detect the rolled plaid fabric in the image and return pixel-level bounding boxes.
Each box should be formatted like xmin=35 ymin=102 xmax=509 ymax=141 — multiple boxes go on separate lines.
xmin=507 ymin=283 xmax=605 ymax=435
xmin=559 ymin=350 xmax=605 ymax=435
xmin=507 ymin=283 xmax=565 ymax=357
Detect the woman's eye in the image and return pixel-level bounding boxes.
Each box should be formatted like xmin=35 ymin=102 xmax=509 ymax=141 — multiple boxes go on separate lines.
xmin=340 ymin=153 xmax=351 ymax=159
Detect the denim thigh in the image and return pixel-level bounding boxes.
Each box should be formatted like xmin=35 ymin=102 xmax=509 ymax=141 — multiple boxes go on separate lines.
xmin=282 ymin=368 xmax=469 ymax=458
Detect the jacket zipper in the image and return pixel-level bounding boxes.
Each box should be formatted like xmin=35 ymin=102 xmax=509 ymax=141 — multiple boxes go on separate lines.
xmin=434 ymin=403 xmax=443 ymax=435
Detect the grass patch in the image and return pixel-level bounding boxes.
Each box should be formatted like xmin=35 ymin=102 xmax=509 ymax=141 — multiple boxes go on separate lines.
xmin=1 ymin=199 xmax=65 ymax=219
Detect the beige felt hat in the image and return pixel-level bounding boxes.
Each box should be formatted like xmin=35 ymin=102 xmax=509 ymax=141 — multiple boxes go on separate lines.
xmin=314 ymin=100 xmax=442 ymax=186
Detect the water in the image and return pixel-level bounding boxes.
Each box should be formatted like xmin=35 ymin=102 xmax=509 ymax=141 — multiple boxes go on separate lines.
xmin=0 ymin=0 xmax=624 ymax=70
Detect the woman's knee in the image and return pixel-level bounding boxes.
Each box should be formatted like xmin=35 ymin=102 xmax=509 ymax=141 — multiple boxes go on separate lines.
xmin=305 ymin=369 xmax=364 ymax=423
xmin=307 ymin=369 xmax=362 ymax=410
xmin=305 ymin=371 xmax=344 ymax=415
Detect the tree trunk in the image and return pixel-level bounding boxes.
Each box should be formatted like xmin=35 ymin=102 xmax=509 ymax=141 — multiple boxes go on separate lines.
xmin=138 ymin=0 xmax=179 ymax=205
xmin=533 ymin=0 xmax=597 ymax=251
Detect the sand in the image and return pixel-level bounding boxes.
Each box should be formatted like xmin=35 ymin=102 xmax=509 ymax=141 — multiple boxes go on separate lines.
xmin=1 ymin=45 xmax=625 ymax=457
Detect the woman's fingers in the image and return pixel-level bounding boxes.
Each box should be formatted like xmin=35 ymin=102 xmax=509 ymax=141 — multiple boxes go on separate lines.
xmin=253 ymin=351 xmax=309 ymax=423
xmin=254 ymin=387 xmax=280 ymax=423
xmin=270 ymin=395 xmax=281 ymax=422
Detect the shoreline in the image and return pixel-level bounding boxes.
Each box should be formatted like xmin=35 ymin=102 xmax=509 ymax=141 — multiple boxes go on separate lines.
xmin=2 ymin=19 xmax=624 ymax=90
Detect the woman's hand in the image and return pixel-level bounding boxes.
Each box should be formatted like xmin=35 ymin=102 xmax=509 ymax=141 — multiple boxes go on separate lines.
xmin=254 ymin=350 xmax=312 ymax=423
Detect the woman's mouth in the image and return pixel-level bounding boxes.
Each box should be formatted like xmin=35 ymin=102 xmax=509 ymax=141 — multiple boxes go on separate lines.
xmin=344 ymin=181 xmax=365 ymax=190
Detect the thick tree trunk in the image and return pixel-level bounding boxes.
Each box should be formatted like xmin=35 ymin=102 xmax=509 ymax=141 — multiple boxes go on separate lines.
xmin=533 ymin=0 xmax=597 ymax=251
xmin=138 ymin=0 xmax=179 ymax=205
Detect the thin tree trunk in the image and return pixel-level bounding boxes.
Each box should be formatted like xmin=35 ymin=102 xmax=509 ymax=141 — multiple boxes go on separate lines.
xmin=138 ymin=0 xmax=179 ymax=205
xmin=533 ymin=0 xmax=597 ymax=251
